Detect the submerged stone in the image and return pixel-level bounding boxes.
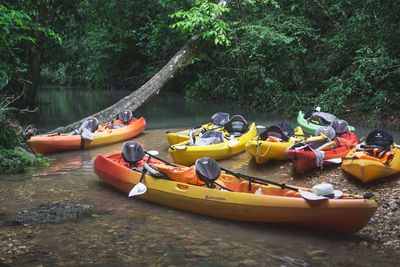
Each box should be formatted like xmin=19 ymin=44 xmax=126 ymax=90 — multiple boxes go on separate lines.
xmin=8 ymin=202 xmax=94 ymax=225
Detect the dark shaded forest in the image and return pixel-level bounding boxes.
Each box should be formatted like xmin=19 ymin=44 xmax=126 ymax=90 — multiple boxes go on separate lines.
xmin=1 ymin=0 xmax=400 ymax=122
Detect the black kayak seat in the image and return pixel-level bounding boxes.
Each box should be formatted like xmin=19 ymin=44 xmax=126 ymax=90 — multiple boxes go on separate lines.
xmin=122 ymin=141 xmax=145 ymax=166
xmin=201 ymin=131 xmax=224 ymax=142
xmin=315 ymin=126 xmax=336 ymax=140
xmin=195 ymin=157 xmax=221 ymax=188
xmin=83 ymin=117 xmax=99 ymax=132
xmin=366 ymin=130 xmax=394 ymax=151
xmin=259 ymin=122 xmax=294 ymax=142
xmin=308 ymin=111 xmax=337 ymax=125
xmin=224 ymin=115 xmax=249 ymax=137
xmin=259 ymin=125 xmax=287 ymax=141
xmin=211 ymin=112 xmax=230 ymax=127
xmin=117 ymin=110 xmax=133 ymax=124
xmin=330 ymin=119 xmax=349 ymax=134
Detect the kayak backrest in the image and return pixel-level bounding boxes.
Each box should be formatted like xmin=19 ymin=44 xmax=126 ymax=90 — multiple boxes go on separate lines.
xmin=211 ymin=112 xmax=230 ymax=127
xmin=117 ymin=110 xmax=133 ymax=124
xmin=195 ymin=157 xmax=221 ymax=188
xmin=259 ymin=122 xmax=294 ymax=142
xmin=259 ymin=125 xmax=288 ymax=142
xmin=80 ymin=117 xmax=99 ymax=132
xmin=330 ymin=119 xmax=349 ymax=134
xmin=194 ymin=131 xmax=224 ymax=146
xmin=315 ymin=126 xmax=336 ymax=140
xmin=224 ymin=115 xmax=249 ymax=136
xmin=122 ymin=141 xmax=145 ymax=166
xmin=309 ymin=112 xmax=337 ymax=125
xmin=366 ymin=130 xmax=394 ymax=151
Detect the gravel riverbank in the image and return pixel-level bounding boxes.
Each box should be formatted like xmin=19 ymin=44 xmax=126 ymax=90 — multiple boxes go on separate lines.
xmin=285 ymin=161 xmax=400 ymax=253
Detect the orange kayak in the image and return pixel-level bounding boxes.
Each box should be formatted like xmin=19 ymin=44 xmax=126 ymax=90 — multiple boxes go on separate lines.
xmin=28 ymin=117 xmax=146 ymax=155
xmin=94 ymin=150 xmax=377 ymax=233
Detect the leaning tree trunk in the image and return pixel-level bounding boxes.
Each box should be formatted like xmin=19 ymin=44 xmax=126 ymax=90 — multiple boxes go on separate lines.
xmin=50 ymin=0 xmax=230 ymax=134
xmin=50 ymin=36 xmax=200 ymax=133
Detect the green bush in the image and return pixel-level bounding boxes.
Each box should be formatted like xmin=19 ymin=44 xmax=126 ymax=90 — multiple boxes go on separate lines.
xmin=0 ymin=120 xmax=23 ymax=149
xmin=0 ymin=149 xmax=51 ymax=174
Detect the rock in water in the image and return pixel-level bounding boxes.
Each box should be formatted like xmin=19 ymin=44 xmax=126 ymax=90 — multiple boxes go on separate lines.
xmin=9 ymin=202 xmax=94 ymax=225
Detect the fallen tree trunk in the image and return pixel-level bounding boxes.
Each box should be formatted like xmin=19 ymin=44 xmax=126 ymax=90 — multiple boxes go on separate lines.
xmin=50 ymin=36 xmax=200 ymax=133
xmin=50 ymin=0 xmax=230 ymax=134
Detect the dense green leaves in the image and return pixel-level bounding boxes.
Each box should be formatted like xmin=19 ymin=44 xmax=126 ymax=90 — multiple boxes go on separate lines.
xmin=185 ymin=0 xmax=400 ymax=122
xmin=2 ymin=0 xmax=400 ymax=125
xmin=169 ymin=0 xmax=231 ymax=45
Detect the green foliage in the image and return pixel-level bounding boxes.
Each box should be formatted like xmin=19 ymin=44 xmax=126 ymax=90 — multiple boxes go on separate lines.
xmin=0 ymin=4 xmax=33 ymax=91
xmin=183 ymin=0 xmax=400 ymax=123
xmin=0 ymin=149 xmax=52 ymax=174
xmin=0 ymin=120 xmax=23 ymax=149
xmin=170 ymin=0 xmax=231 ymax=46
xmin=0 ymin=119 xmax=51 ymax=174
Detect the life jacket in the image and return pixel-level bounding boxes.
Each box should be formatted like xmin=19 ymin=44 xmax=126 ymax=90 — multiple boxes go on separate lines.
xmin=151 ymin=163 xmax=206 ymax=185
xmin=354 ymin=146 xmax=394 ymax=163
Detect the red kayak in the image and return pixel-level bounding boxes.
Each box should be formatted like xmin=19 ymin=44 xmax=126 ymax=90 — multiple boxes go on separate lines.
xmin=285 ymin=132 xmax=358 ymax=173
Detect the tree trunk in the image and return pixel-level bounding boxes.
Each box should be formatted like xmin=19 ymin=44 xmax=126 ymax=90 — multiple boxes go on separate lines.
xmin=50 ymin=0 xmax=230 ymax=133
xmin=24 ymin=0 xmax=46 ymax=107
xmin=50 ymin=36 xmax=200 ymax=133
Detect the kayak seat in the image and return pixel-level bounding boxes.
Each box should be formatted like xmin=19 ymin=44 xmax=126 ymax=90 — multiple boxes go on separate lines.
xmin=211 ymin=112 xmax=230 ymax=127
xmin=224 ymin=115 xmax=249 ymax=137
xmin=315 ymin=126 xmax=336 ymax=140
xmin=366 ymin=130 xmax=394 ymax=151
xmin=117 ymin=110 xmax=133 ymax=124
xmin=122 ymin=141 xmax=145 ymax=168
xmin=330 ymin=119 xmax=349 ymax=134
xmin=195 ymin=157 xmax=221 ymax=188
xmin=83 ymin=117 xmax=99 ymax=132
xmin=259 ymin=125 xmax=289 ymax=142
xmin=193 ymin=131 xmax=224 ymax=146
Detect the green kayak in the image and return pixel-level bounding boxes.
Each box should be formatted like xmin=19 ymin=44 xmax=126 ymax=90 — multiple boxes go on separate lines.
xmin=297 ymin=110 xmax=356 ymax=135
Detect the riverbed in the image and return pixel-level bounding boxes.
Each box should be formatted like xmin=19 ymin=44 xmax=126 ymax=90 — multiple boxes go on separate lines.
xmin=2 ymin=87 xmax=400 ymax=266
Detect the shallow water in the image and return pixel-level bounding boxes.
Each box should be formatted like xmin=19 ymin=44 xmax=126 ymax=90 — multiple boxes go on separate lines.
xmin=2 ymin=87 xmax=400 ymax=266
xmin=0 ymin=130 xmax=399 ymax=266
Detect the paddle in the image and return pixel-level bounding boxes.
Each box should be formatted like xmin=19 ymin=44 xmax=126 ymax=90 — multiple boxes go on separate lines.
xmin=219 ymin=167 xmax=300 ymax=192
xmin=128 ymin=154 xmax=154 ymax=197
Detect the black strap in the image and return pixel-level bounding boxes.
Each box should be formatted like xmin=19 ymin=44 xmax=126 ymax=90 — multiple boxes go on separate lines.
xmin=80 ymin=135 xmax=85 ymax=150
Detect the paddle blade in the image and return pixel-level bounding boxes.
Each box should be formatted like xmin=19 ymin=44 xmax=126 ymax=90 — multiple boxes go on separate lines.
xmin=128 ymin=182 xmax=147 ymax=197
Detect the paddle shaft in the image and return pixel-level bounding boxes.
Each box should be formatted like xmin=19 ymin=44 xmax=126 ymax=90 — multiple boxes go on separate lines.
xmin=220 ymin=167 xmax=299 ymax=192
xmin=145 ymin=152 xmax=177 ymax=167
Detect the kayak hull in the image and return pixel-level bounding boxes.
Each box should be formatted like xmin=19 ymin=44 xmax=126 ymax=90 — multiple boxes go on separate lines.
xmin=94 ymin=153 xmax=377 ymax=233
xmin=342 ymin=147 xmax=400 ymax=183
xmin=167 ymin=123 xmax=217 ymax=146
xmin=245 ymin=126 xmax=304 ymax=164
xmin=169 ymin=123 xmax=258 ymax=165
xmin=286 ymin=146 xmax=353 ymax=173
xmin=297 ymin=111 xmax=355 ymax=135
xmin=27 ymin=117 xmax=146 ymax=155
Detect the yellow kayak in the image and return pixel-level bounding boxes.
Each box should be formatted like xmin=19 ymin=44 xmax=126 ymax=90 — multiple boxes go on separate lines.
xmin=169 ymin=116 xmax=257 ymax=165
xmin=341 ymin=130 xmax=400 ymax=183
xmin=342 ymin=146 xmax=400 ymax=183
xmin=245 ymin=125 xmax=305 ymax=164
xmin=167 ymin=112 xmax=229 ymax=145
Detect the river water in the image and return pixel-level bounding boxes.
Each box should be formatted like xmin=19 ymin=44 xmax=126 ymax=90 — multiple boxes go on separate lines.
xmin=1 ymin=87 xmax=400 ymax=266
